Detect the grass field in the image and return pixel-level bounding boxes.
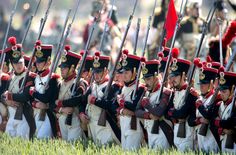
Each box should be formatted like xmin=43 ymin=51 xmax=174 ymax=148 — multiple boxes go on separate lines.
xmin=0 ymin=133 xmax=222 ymax=155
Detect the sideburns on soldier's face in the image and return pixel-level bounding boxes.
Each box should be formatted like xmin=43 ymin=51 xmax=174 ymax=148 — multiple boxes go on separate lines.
xmin=144 ymin=76 xmax=155 ymax=91
xmin=94 ymin=71 xmax=104 ymax=83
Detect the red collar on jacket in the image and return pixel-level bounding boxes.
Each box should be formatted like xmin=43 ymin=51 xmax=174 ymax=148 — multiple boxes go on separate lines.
xmin=39 ymin=69 xmax=50 ymax=77
xmin=64 ymin=72 xmax=76 ymax=82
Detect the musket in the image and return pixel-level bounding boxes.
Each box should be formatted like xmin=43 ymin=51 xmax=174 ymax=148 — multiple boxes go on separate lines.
xmin=132 ymin=0 xmax=157 ymax=101
xmin=99 ymin=18 xmax=141 ymax=127
xmin=97 ymin=0 xmax=138 ymax=127
xmin=133 ymin=18 xmax=141 ymax=55
xmin=103 ymin=0 xmax=139 ymax=100
xmin=98 ymin=0 xmax=115 ymax=51
xmin=152 ymin=0 xmax=188 ymax=138
xmin=21 ymin=0 xmax=42 ymax=46
xmin=70 ymin=3 xmax=104 ymax=97
xmin=87 ymin=0 xmax=115 ymax=91
xmin=0 ymin=0 xmax=19 ymax=87
xmin=217 ymin=17 xmax=224 ymax=66
xmin=179 ymin=3 xmax=216 ymax=136
xmin=37 ymin=9 xmax=71 ymax=122
xmin=46 ymin=0 xmax=81 ymax=126
xmin=14 ymin=0 xmax=41 ymax=121
xmin=15 ymin=0 xmax=53 ymax=121
xmin=19 ymin=0 xmax=53 ymax=92
xmin=177 ymin=1 xmax=217 ymax=138
xmin=224 ymin=86 xmax=236 ymax=149
xmin=43 ymin=9 xmax=72 ymax=93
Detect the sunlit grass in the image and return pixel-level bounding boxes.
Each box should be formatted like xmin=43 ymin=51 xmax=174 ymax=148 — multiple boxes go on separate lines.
xmin=0 ymin=133 xmax=223 ymax=155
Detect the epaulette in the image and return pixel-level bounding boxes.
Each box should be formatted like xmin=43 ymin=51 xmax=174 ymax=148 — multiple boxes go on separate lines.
xmin=29 ymin=72 xmax=37 ymax=78
xmin=1 ymin=73 xmax=10 ymax=81
xmin=51 ymin=73 xmax=60 ymax=79
xmin=190 ymin=87 xmax=199 ymax=97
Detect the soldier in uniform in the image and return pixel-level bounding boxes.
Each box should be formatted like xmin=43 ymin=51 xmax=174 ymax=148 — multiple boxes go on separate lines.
xmin=116 ymin=50 xmax=145 ymax=150
xmin=29 ymin=40 xmax=59 ymax=139
xmin=135 ymin=59 xmax=174 ymax=149
xmin=214 ymin=69 xmax=236 ymax=153
xmin=85 ymin=51 xmax=119 ymax=145
xmin=177 ymin=2 xmax=204 ymax=61
xmin=167 ymin=57 xmax=198 ymax=151
xmin=0 ymin=50 xmax=10 ymax=132
xmin=3 ymin=36 xmax=36 ymax=139
xmin=54 ymin=45 xmax=85 ymax=141
xmin=193 ymin=59 xmax=220 ymax=152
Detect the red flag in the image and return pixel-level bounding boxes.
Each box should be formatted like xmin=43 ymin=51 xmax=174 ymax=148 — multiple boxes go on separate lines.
xmin=164 ymin=0 xmax=178 ymax=41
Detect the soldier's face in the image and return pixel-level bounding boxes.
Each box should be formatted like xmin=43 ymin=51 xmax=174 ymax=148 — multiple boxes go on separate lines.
xmin=220 ymin=89 xmax=231 ymax=102
xmin=60 ymin=67 xmax=69 ymax=79
xmin=94 ymin=71 xmax=104 ymax=83
xmin=144 ymin=76 xmax=155 ymax=91
xmin=36 ymin=61 xmax=46 ymax=71
xmin=12 ymin=62 xmax=24 ymax=74
xmin=172 ymin=75 xmax=181 ymax=88
xmin=123 ymin=70 xmax=133 ymax=83
xmin=200 ymin=83 xmax=210 ymax=95
xmin=114 ymin=72 xmax=123 ymax=83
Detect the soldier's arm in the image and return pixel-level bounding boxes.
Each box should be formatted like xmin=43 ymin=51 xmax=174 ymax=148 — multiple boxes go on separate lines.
xmin=32 ymin=77 xmax=58 ymax=103
xmin=172 ymin=93 xmax=198 ymax=119
xmin=94 ymin=83 xmax=121 ymax=110
xmin=61 ymin=86 xmax=84 ymax=107
xmin=135 ymin=101 xmax=150 ymax=119
xmin=145 ymin=89 xmax=171 ymax=117
xmin=8 ymin=75 xmax=35 ymax=103
xmin=125 ymin=86 xmax=145 ymax=111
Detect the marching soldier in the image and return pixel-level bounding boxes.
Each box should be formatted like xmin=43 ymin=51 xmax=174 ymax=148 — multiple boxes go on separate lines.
xmin=193 ymin=59 xmax=220 ymax=152
xmin=177 ymin=2 xmax=205 ymax=61
xmin=213 ymin=69 xmax=236 ymax=153
xmin=3 ymin=36 xmax=36 ymax=139
xmin=77 ymin=51 xmax=93 ymax=136
xmin=116 ymin=50 xmax=145 ymax=150
xmin=167 ymin=57 xmax=198 ymax=151
xmin=85 ymin=51 xmax=119 ymax=145
xmin=135 ymin=59 xmax=174 ymax=149
xmin=0 ymin=50 xmax=10 ymax=132
xmin=29 ymin=40 xmax=59 ymax=139
xmin=54 ymin=45 xmax=85 ymax=141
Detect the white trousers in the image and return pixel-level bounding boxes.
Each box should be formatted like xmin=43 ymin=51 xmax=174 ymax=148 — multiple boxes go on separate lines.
xmin=174 ymin=122 xmax=194 ymax=151
xmin=5 ymin=107 xmax=29 ymax=139
xmin=59 ymin=114 xmax=82 ymax=141
xmin=120 ymin=116 xmax=143 ymax=150
xmin=35 ymin=111 xmax=52 ymax=139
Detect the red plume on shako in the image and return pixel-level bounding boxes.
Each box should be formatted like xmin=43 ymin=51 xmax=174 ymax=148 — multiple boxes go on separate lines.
xmin=171 ymin=48 xmax=179 ymax=59
xmin=8 ymin=36 xmax=17 ymax=46
xmin=64 ymin=45 xmax=71 ymax=51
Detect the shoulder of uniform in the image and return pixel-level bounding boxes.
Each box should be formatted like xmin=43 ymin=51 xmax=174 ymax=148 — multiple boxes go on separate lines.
xmin=181 ymin=16 xmax=190 ymax=24
xmin=154 ymin=7 xmax=162 ymax=15
xmin=51 ymin=73 xmax=60 ymax=79
xmin=138 ymin=83 xmax=146 ymax=89
xmin=190 ymin=87 xmax=199 ymax=97
xmin=1 ymin=73 xmax=10 ymax=81
xmin=113 ymin=82 xmax=122 ymax=88
xmin=216 ymin=101 xmax=222 ymax=106
xmin=29 ymin=72 xmax=37 ymax=78
xmin=163 ymin=87 xmax=172 ymax=95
